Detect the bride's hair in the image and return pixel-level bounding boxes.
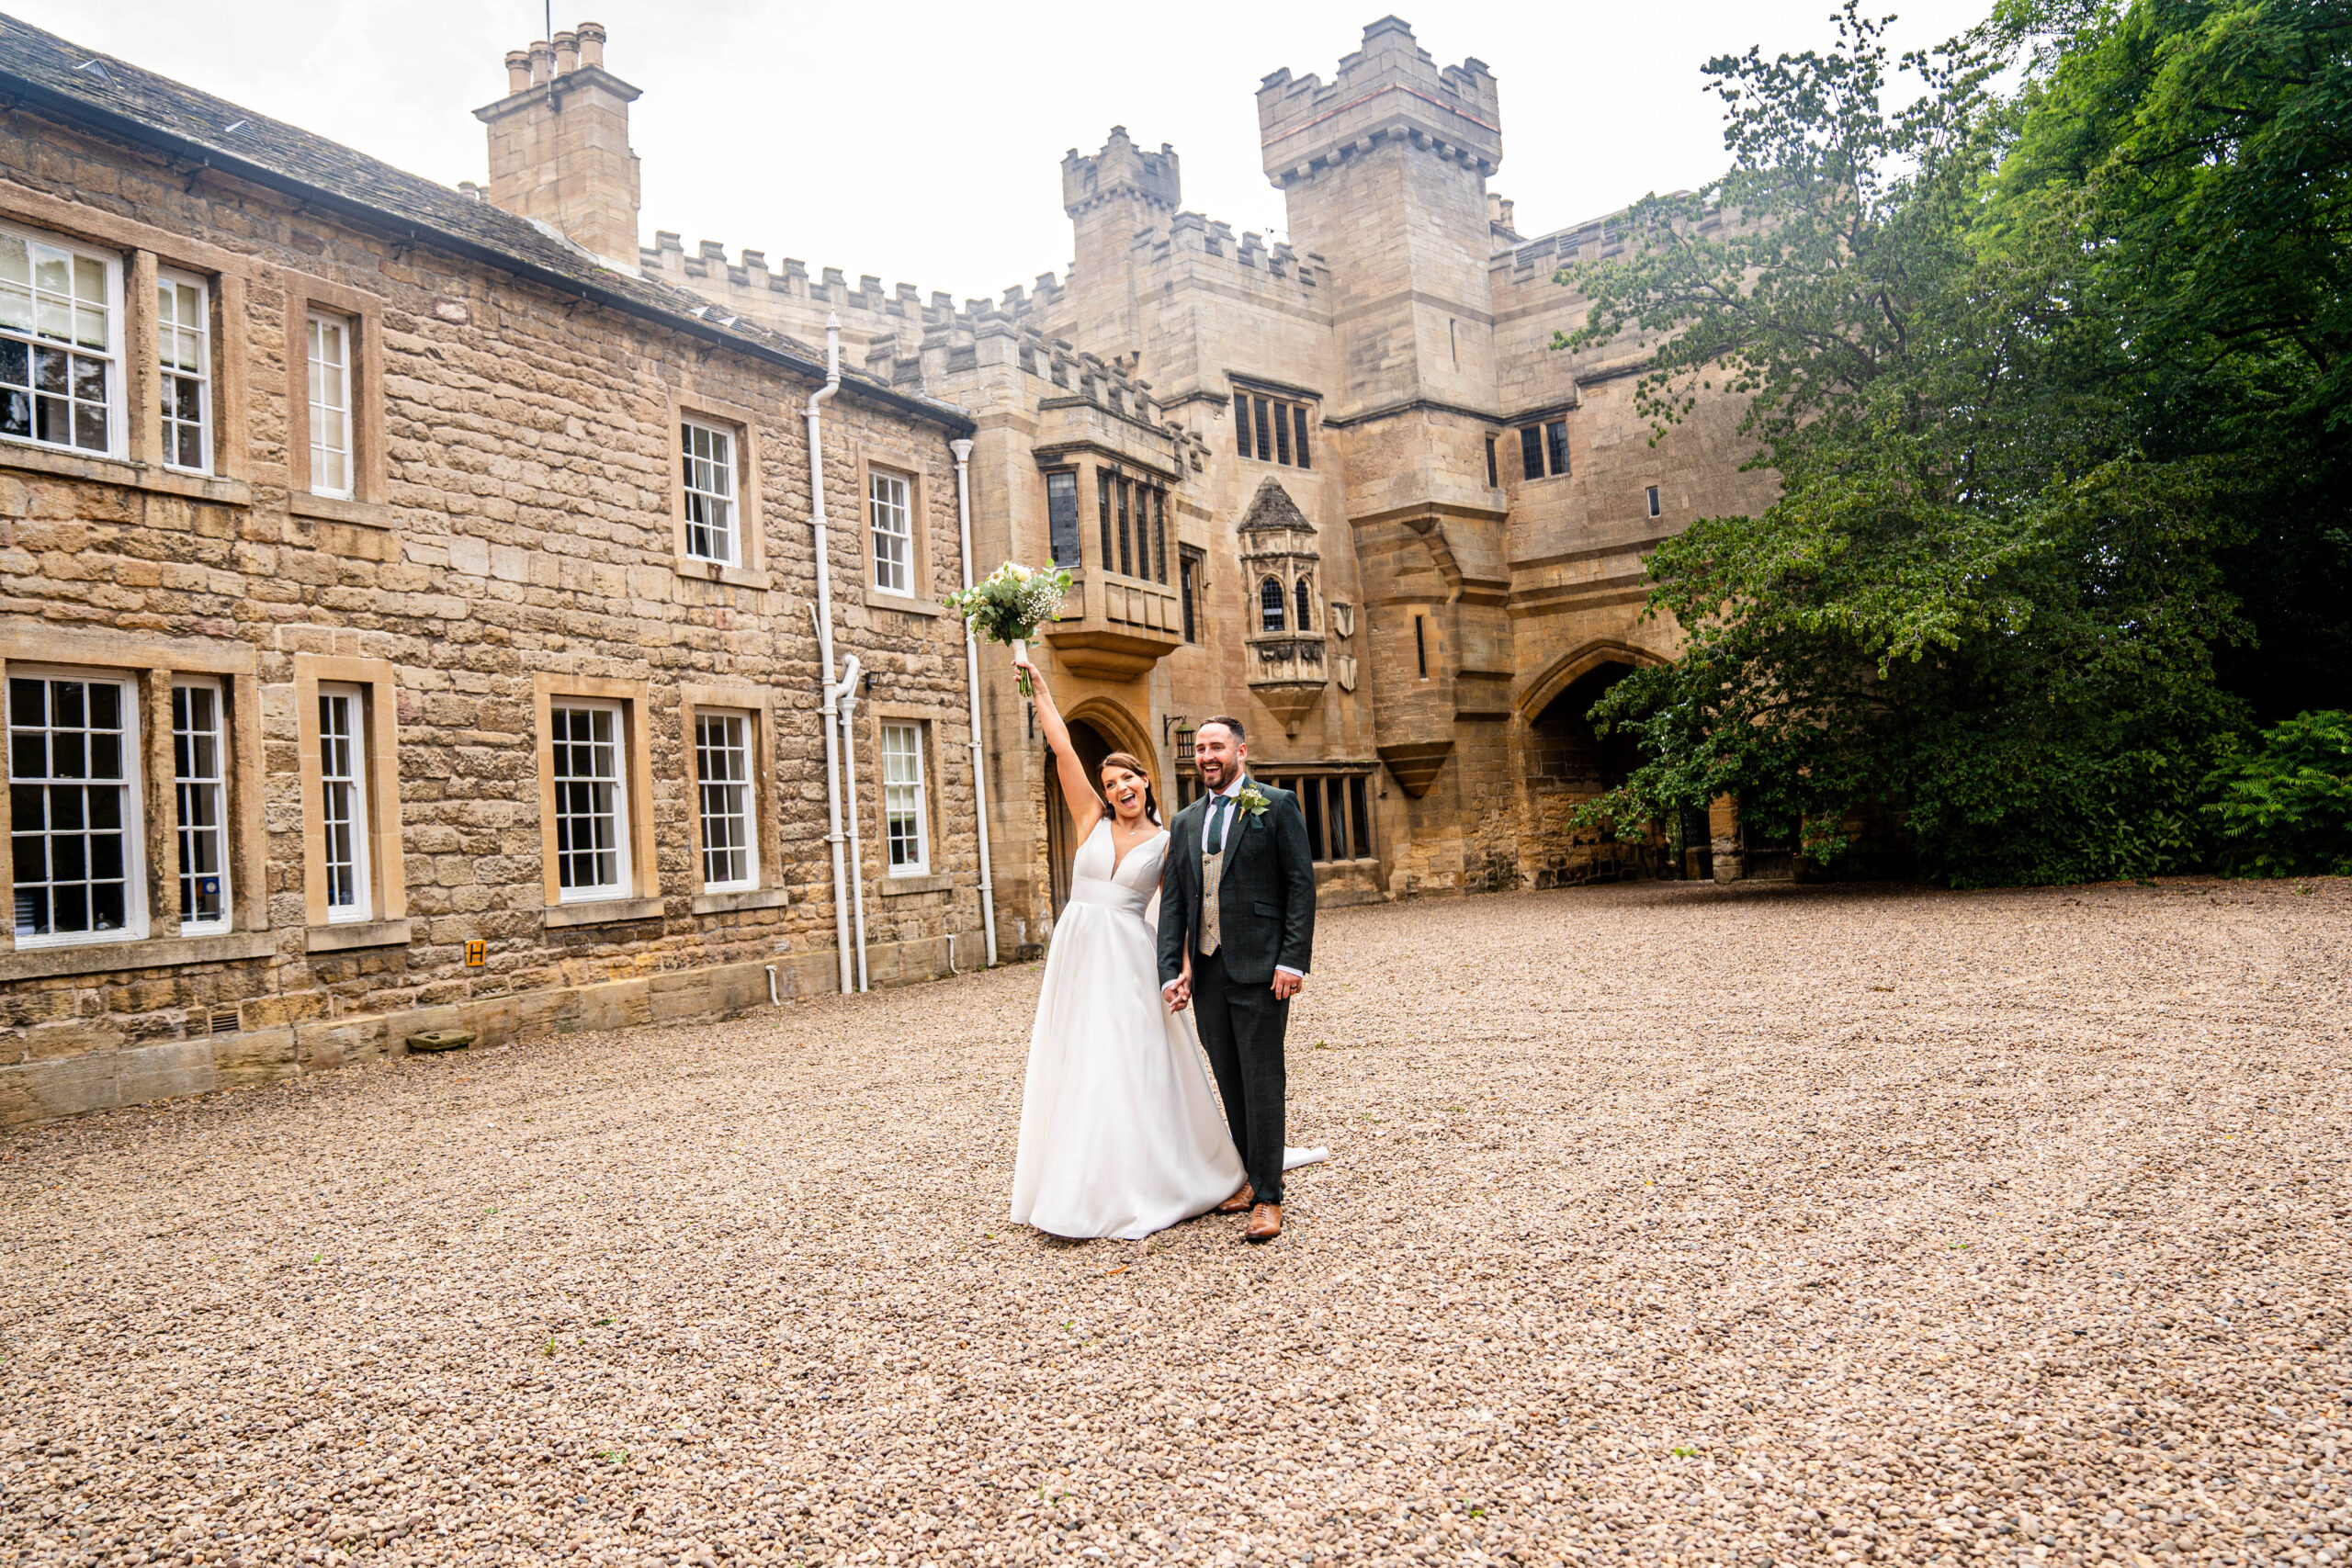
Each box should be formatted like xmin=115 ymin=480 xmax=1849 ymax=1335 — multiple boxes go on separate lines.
xmin=1097 ymin=752 xmax=1162 ymax=826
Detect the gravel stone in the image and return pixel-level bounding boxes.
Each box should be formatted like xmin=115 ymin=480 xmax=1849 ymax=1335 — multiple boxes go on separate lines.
xmin=3 ymin=876 xmax=2346 ymax=1567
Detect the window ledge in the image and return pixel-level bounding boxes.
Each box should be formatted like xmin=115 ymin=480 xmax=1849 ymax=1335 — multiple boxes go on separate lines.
xmin=0 ymin=929 xmax=274 ymax=982
xmin=879 ymin=872 xmax=952 ymax=897
xmin=868 ymin=594 xmax=946 ymax=617
xmin=691 ymin=886 xmax=789 ymax=916
xmin=0 ymin=439 xmax=253 ymax=506
xmin=674 ymin=557 xmax=771 ymax=591
xmin=543 ymin=896 xmax=665 ymax=929
xmin=289 ymin=491 xmax=395 ymax=529
xmin=305 ymin=918 xmax=413 ymax=953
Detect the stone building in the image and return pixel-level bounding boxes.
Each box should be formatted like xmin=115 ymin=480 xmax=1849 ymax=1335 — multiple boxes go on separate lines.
xmin=0 ymin=17 xmax=985 ymax=1123
xmin=635 ymin=17 xmax=1777 ymax=931
xmin=0 ymin=12 xmax=1781 ymax=1122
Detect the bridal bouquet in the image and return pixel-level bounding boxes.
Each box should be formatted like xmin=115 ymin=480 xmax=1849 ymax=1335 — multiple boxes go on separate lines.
xmin=946 ymin=561 xmax=1074 ymax=694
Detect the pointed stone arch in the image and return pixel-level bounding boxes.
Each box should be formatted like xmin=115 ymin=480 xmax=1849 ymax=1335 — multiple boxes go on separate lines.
xmin=1515 ymin=638 xmax=1669 ymax=722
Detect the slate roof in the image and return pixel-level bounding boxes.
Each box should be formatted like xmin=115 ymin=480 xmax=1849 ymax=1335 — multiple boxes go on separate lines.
xmin=1238 ymin=477 xmax=1315 ymax=533
xmin=0 ymin=12 xmax=972 ymax=434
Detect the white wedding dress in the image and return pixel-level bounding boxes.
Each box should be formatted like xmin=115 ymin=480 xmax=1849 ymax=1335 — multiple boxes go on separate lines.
xmin=1010 ymin=819 xmax=1247 ymax=1240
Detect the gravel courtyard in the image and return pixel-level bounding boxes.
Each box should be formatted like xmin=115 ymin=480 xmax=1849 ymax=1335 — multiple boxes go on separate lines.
xmin=4 ymin=878 xmax=2347 ymax=1568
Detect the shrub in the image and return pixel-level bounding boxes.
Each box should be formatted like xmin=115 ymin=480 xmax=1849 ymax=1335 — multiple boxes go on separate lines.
xmin=2203 ymin=711 xmax=2352 ymax=877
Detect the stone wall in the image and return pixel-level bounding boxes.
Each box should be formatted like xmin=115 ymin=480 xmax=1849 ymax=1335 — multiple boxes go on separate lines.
xmin=0 ymin=105 xmax=978 ymax=1124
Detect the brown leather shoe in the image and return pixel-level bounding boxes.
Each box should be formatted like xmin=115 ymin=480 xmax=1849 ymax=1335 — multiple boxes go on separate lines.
xmin=1245 ymin=1202 xmax=1283 ymax=1243
xmin=1215 ymin=1182 xmax=1255 ymax=1215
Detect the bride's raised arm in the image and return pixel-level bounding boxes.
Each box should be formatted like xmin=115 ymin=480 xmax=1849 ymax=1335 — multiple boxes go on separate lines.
xmin=1015 ymin=652 xmax=1103 ymax=838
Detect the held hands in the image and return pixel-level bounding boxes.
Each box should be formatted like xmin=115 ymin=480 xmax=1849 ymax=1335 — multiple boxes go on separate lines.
xmin=1271 ymin=971 xmax=1305 ymax=1001
xmin=1163 ymin=976 xmax=1192 ymax=1013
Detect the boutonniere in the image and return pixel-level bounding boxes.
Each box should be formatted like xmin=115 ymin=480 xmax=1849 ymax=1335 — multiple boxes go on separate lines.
xmin=1235 ymin=784 xmax=1272 ymax=818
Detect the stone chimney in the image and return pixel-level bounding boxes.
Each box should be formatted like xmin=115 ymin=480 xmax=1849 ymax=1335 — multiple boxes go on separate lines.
xmin=474 ymin=18 xmax=641 ymax=265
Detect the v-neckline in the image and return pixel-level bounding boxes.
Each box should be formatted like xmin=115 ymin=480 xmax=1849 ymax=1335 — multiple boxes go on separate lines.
xmin=1101 ymin=817 xmax=1162 ymax=880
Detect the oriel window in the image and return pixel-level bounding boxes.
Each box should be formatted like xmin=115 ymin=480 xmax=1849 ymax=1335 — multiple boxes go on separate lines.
xmin=1260 ymin=576 xmax=1286 ymax=633
xmin=1179 ymin=547 xmax=1204 ymax=643
xmin=1046 ymin=470 xmax=1081 ymax=569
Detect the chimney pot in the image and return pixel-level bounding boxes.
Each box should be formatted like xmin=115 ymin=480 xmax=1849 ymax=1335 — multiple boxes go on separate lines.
xmin=504 ymin=50 xmax=531 ymax=94
xmin=576 ymin=22 xmax=606 ymax=69
xmin=527 ymin=39 xmax=552 ymax=86
xmin=552 ymin=30 xmax=579 ymax=73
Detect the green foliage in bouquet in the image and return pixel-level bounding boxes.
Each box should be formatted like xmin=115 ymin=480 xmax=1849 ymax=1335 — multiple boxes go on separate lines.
xmin=946 ymin=562 xmax=1073 ymax=694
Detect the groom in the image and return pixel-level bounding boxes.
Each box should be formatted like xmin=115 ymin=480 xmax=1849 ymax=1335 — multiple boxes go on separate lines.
xmin=1159 ymin=716 xmax=1317 ymax=1242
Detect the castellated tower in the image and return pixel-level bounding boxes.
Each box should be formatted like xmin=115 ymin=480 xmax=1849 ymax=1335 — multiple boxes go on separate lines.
xmin=1061 ymin=128 xmax=1182 ymax=363
xmin=1259 ymin=17 xmax=1499 ymax=424
xmin=1259 ymin=17 xmax=1512 ymax=862
xmin=475 ymin=21 xmax=642 ymax=266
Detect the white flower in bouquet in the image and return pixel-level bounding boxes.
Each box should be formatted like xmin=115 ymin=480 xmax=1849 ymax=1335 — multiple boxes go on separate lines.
xmin=946 ymin=561 xmax=1074 ymax=694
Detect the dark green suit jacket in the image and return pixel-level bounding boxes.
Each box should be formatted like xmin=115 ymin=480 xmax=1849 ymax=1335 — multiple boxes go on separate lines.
xmin=1157 ymin=778 xmax=1317 ymax=988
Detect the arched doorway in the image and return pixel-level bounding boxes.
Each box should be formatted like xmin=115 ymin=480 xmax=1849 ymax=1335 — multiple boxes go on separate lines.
xmin=1527 ymin=660 xmax=1655 ymax=883
xmin=1045 ymin=717 xmax=1115 ymax=915
xmin=1529 ymin=661 xmax=1643 ymax=791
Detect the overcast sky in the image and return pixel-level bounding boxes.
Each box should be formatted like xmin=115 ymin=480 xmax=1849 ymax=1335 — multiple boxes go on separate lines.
xmin=13 ymin=0 xmax=1992 ymax=299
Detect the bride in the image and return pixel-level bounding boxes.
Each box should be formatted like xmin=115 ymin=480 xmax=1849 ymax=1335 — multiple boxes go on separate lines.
xmin=1007 ymin=656 xmax=1248 ymax=1240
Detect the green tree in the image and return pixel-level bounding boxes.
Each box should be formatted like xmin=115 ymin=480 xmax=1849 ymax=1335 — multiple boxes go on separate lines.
xmin=1999 ymin=0 xmax=2352 ymax=719
xmin=1557 ymin=1 xmax=2320 ymax=885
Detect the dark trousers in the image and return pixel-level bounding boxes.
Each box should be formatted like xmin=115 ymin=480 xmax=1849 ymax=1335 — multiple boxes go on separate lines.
xmin=1191 ymin=947 xmax=1288 ymax=1207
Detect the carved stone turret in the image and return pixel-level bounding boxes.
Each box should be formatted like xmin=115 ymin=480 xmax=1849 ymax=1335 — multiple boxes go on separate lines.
xmin=1237 ymin=479 xmax=1328 ymax=738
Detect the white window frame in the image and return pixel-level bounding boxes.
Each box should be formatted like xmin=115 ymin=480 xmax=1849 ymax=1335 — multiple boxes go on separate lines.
xmin=550 ymin=698 xmax=631 ymax=903
xmin=879 ymin=720 xmax=930 ymax=876
xmin=869 ymin=469 xmax=913 ymax=597
xmin=307 ymin=310 xmax=354 ymax=499
xmin=156 ymin=268 xmax=212 ymax=475
xmin=6 ymin=665 xmax=147 ymax=949
xmin=172 ymin=675 xmax=231 ymax=934
xmin=316 ymin=683 xmax=371 ymax=923
xmin=680 ymin=418 xmax=738 ymax=566
xmin=693 ymin=708 xmax=758 ymax=893
xmin=0 ymin=220 xmax=125 ymax=460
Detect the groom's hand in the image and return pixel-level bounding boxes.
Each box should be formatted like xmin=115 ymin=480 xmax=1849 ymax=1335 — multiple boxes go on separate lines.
xmin=1271 ymin=971 xmax=1304 ymax=1001
xmin=1163 ymin=977 xmax=1191 ymax=1012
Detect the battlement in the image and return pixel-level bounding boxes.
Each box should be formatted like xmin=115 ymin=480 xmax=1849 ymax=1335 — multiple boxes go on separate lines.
xmin=1125 ymin=211 xmax=1329 ymax=308
xmin=1258 ymin=16 xmax=1500 ymax=188
xmin=1062 ymin=126 xmax=1182 ymax=219
xmin=638 ymin=230 xmax=1077 ymax=337
xmin=1497 ymin=194 xmax=1711 ymax=277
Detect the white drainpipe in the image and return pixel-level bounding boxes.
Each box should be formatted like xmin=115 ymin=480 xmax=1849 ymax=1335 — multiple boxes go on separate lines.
xmin=805 ymin=315 xmax=854 ymax=998
xmin=950 ymin=437 xmax=999 ymax=969
xmin=836 ymin=655 xmax=872 ymax=992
